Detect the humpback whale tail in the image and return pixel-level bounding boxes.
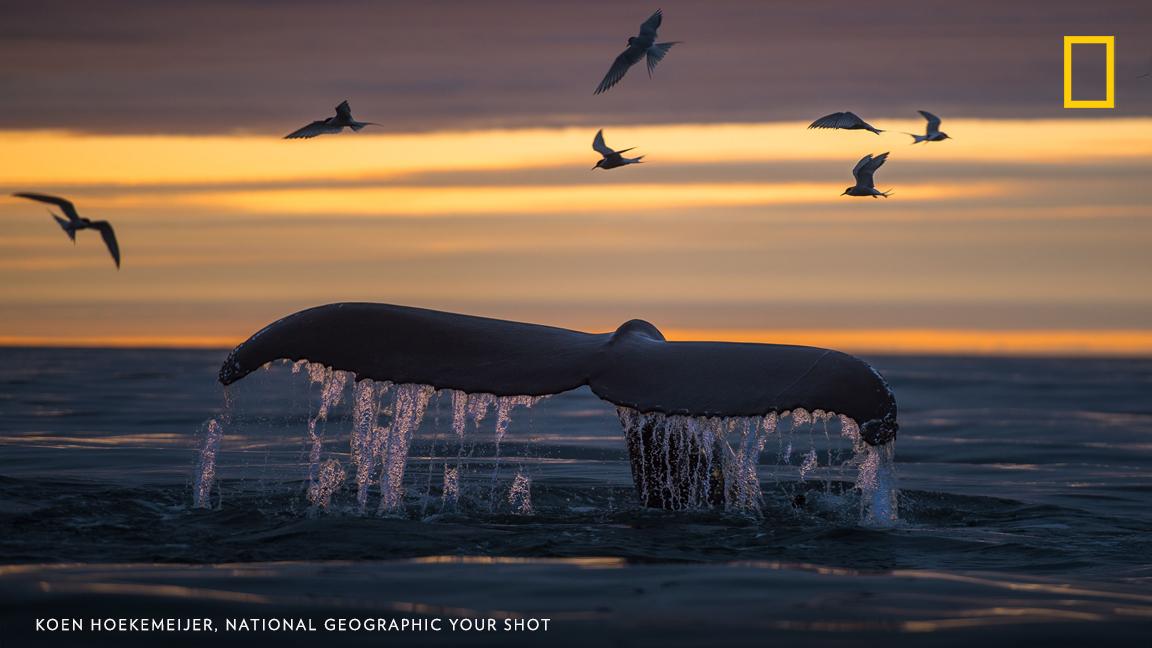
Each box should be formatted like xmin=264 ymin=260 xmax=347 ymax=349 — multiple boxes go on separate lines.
xmin=210 ymin=303 xmax=898 ymax=516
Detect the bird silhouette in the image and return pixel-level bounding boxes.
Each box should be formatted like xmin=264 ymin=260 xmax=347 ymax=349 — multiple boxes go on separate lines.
xmin=591 ymin=130 xmax=644 ymax=170
xmin=284 ymin=100 xmax=379 ymax=139
xmin=808 ymin=112 xmax=883 ymax=135
xmin=842 ymin=153 xmax=892 ymax=198
xmin=13 ymin=193 xmax=121 ymax=267
xmin=906 ymin=110 xmax=950 ymax=143
xmin=594 ymin=9 xmax=680 ymax=95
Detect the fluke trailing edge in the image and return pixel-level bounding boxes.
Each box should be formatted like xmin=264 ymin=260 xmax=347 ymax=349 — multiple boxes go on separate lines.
xmin=219 ymin=303 xmax=898 ymax=446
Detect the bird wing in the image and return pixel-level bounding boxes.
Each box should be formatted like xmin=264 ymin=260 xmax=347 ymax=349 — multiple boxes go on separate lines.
xmin=851 ymin=154 xmax=872 ymax=183
xmin=592 ymin=129 xmax=616 ymax=156
xmin=808 ymin=112 xmax=863 ymax=130
xmin=638 ymin=9 xmax=663 ymax=38
xmin=335 ymin=100 xmax=352 ymax=120
xmin=284 ymin=120 xmax=342 ymax=139
xmin=853 ymin=152 xmax=888 ymax=188
xmin=918 ymin=110 xmax=942 ymax=134
xmin=595 ymin=45 xmax=646 ymax=94
xmin=13 ymin=193 xmax=81 ymax=222
xmin=91 ymin=221 xmax=121 ymax=268
xmin=645 ymin=42 xmax=677 ymax=76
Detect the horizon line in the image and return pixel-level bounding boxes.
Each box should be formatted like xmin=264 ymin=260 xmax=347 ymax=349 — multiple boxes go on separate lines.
xmin=2 ymin=328 xmax=1151 ymax=358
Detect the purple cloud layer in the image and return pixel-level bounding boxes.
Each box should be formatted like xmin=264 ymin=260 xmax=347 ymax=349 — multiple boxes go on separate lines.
xmin=0 ymin=0 xmax=1149 ymax=134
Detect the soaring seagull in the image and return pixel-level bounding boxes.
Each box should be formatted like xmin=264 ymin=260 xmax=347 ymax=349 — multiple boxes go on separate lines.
xmin=808 ymin=112 xmax=883 ymax=135
xmin=591 ymin=130 xmax=644 ymax=170
xmin=284 ymin=100 xmax=379 ymax=139
xmin=906 ymin=110 xmax=950 ymax=143
xmin=594 ymin=9 xmax=680 ymax=95
xmin=13 ymin=193 xmax=121 ymax=268
xmin=842 ymin=153 xmax=892 ymax=198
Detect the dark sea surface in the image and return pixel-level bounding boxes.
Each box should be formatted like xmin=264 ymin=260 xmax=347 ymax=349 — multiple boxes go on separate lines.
xmin=1 ymin=347 xmax=1151 ymax=646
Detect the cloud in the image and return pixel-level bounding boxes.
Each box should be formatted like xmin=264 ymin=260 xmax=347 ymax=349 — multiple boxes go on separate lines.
xmin=0 ymin=0 xmax=1149 ymax=134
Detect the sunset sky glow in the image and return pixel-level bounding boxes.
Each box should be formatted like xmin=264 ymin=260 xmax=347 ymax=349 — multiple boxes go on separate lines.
xmin=2 ymin=1 xmax=1150 ymax=355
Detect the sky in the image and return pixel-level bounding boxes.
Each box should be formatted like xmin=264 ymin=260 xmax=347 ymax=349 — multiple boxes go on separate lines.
xmin=1 ymin=0 xmax=1151 ymax=354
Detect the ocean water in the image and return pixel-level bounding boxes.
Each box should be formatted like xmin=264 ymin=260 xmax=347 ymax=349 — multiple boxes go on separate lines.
xmin=1 ymin=347 xmax=1151 ymax=646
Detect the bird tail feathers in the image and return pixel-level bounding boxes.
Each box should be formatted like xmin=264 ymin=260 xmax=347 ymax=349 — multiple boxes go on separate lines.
xmin=646 ymin=42 xmax=679 ymax=77
xmin=50 ymin=213 xmax=76 ymax=241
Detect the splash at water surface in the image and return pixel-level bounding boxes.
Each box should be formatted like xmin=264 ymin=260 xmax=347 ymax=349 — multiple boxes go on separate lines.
xmin=193 ymin=360 xmax=897 ymax=524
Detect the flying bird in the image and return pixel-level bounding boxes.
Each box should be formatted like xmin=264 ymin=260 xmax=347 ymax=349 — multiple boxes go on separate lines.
xmin=906 ymin=110 xmax=950 ymax=143
xmin=594 ymin=9 xmax=680 ymax=95
xmin=591 ymin=130 xmax=644 ymax=170
xmin=808 ymin=112 xmax=883 ymax=135
xmin=283 ymin=100 xmax=379 ymax=139
xmin=842 ymin=153 xmax=892 ymax=198
xmin=13 ymin=193 xmax=121 ymax=267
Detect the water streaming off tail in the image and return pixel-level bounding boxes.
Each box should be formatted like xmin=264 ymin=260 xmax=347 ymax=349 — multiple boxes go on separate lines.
xmin=193 ymin=361 xmax=896 ymax=524
xmin=614 ymin=405 xmax=897 ymax=518
xmin=191 ymin=418 xmax=223 ymax=509
xmin=841 ymin=415 xmax=898 ymax=526
xmin=508 ymin=471 xmax=533 ymax=515
xmin=377 ymin=383 xmax=435 ymax=514
xmin=307 ymin=458 xmax=346 ymax=509
xmin=306 ymin=366 xmax=348 ymax=499
xmin=192 ymin=387 xmax=230 ymax=509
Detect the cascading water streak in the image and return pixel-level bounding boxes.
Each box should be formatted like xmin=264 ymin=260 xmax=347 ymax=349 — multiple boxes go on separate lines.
xmin=192 ymin=387 xmax=231 ymax=509
xmin=193 ymin=361 xmax=897 ymax=524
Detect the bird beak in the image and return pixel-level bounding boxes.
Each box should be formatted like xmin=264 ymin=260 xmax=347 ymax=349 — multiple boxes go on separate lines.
xmin=590 ymin=164 xmax=599 ymax=170
xmin=840 ymin=190 xmax=849 ymax=196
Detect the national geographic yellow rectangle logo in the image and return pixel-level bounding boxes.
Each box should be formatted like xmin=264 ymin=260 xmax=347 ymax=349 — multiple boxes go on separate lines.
xmin=1064 ymin=36 xmax=1115 ymax=108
